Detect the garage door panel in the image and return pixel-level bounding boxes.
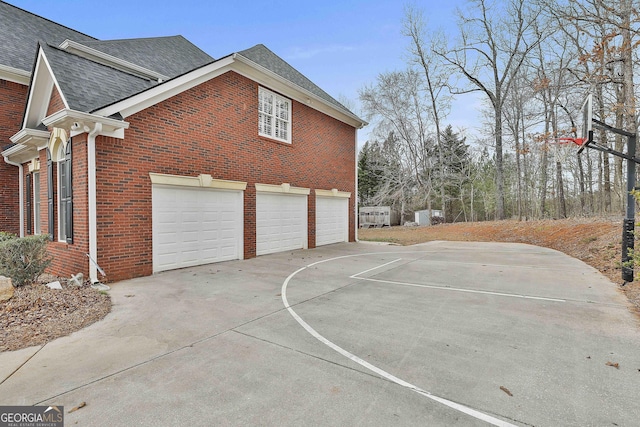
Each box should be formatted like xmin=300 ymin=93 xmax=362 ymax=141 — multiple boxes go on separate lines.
xmin=153 ymin=186 xmax=243 ymax=273
xmin=256 ymin=193 xmax=307 ymax=256
xmin=316 ymin=197 xmax=348 ymax=246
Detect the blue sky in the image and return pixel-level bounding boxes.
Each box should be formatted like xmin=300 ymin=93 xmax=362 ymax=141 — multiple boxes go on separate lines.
xmin=9 ymin=0 xmax=475 ymax=143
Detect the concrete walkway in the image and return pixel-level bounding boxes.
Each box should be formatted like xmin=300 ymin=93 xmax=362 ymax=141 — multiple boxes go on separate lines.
xmin=1 ymin=241 xmax=639 ymax=426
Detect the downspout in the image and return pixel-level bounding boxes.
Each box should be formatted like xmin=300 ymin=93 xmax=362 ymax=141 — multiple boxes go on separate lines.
xmin=3 ymin=158 xmax=24 ymax=237
xmin=87 ymin=122 xmax=102 ymax=283
xmin=354 ymin=133 xmax=359 ymax=242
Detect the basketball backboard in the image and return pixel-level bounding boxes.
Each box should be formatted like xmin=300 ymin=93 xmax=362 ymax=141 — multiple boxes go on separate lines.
xmin=581 ymin=93 xmax=593 ymax=145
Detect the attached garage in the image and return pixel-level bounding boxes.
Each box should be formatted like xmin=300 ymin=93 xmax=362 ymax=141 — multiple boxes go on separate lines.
xmin=315 ymin=189 xmax=350 ymax=246
xmin=151 ymin=174 xmax=246 ymax=273
xmin=256 ymin=184 xmax=309 ymax=256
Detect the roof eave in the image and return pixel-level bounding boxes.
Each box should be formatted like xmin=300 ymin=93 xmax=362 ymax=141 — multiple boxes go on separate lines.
xmin=59 ymin=39 xmax=169 ymax=82
xmin=0 ymin=64 xmax=31 ymax=85
xmin=233 ymin=54 xmax=367 ymax=129
xmin=42 ymin=109 xmax=129 ymax=138
xmin=4 ymin=127 xmax=49 ymax=163
xmin=93 ymin=53 xmax=367 ymax=129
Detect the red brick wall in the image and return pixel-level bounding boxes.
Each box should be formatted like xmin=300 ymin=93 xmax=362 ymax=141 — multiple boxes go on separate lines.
xmin=0 ymin=79 xmax=28 ymax=234
xmin=46 ymin=87 xmax=66 ymax=117
xmin=94 ymin=71 xmax=356 ymax=281
xmin=37 ymin=134 xmax=90 ymax=278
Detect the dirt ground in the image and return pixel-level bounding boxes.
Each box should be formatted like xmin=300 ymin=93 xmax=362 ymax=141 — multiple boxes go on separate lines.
xmin=0 ymin=276 xmax=111 ymax=352
xmin=358 ymin=217 xmax=640 ymax=316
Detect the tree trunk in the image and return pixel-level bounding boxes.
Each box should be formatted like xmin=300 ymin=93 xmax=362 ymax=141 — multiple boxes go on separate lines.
xmin=495 ymin=110 xmax=505 ymax=220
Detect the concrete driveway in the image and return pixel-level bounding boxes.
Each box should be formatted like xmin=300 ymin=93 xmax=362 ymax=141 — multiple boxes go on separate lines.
xmin=1 ymin=241 xmax=639 ymax=426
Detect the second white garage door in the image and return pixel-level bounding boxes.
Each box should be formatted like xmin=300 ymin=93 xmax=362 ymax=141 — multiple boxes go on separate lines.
xmin=316 ymin=197 xmax=349 ymax=246
xmin=152 ymin=185 xmax=243 ymax=272
xmin=256 ymin=193 xmax=307 ymax=255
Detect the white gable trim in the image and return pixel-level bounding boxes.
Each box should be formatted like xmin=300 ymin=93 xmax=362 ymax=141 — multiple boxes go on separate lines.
xmin=233 ymin=55 xmax=365 ymax=129
xmin=59 ymin=39 xmax=169 ymax=82
xmin=23 ymin=47 xmax=69 ymax=130
xmin=0 ymin=64 xmax=30 ymax=85
xmin=93 ymin=54 xmax=366 ymax=129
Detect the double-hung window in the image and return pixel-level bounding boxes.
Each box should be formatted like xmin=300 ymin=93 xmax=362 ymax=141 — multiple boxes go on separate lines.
xmin=33 ymin=171 xmax=41 ymax=235
xmin=47 ymin=140 xmax=73 ymax=243
xmin=258 ymin=87 xmax=291 ymax=143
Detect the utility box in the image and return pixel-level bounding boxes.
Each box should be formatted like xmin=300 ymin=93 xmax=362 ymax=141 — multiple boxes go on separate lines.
xmin=359 ymin=206 xmax=391 ymax=228
xmin=415 ymin=209 xmax=443 ymax=226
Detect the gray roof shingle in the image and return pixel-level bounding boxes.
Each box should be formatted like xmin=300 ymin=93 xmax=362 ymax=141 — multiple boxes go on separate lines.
xmin=237 ymin=44 xmax=351 ymax=114
xmin=40 ymin=43 xmax=157 ymax=113
xmin=0 ymin=1 xmax=95 ymax=72
xmin=80 ymin=36 xmax=214 ymax=79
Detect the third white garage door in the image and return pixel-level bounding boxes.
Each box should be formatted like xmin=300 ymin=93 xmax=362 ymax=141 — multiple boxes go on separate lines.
xmin=316 ymin=196 xmax=349 ymax=246
xmin=256 ymin=192 xmax=308 ymax=255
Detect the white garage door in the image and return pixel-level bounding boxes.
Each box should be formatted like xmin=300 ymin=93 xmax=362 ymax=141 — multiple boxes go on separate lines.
xmin=316 ymin=197 xmax=349 ymax=246
xmin=256 ymin=193 xmax=307 ymax=255
xmin=152 ymin=185 xmax=243 ymax=272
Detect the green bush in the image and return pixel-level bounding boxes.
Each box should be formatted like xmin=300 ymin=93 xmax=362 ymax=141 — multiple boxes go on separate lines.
xmin=0 ymin=234 xmax=52 ymax=287
xmin=0 ymin=232 xmax=17 ymax=242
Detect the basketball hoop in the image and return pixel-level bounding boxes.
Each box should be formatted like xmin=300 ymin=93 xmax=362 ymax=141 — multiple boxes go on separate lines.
xmin=555 ymin=137 xmax=586 ymax=146
xmin=543 ymin=137 xmax=584 ymax=164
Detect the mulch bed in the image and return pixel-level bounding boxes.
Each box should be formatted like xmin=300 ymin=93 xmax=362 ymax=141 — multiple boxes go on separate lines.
xmin=0 ymin=276 xmax=111 ymax=352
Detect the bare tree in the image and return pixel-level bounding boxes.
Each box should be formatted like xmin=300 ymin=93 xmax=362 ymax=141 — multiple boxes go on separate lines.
xmin=402 ymin=7 xmax=453 ymax=220
xmin=360 ymin=70 xmax=437 ymax=217
xmin=435 ymin=0 xmax=544 ymax=219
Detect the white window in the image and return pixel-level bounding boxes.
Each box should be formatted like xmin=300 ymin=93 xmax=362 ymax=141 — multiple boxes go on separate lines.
xmin=33 ymin=171 xmax=41 ymax=235
xmin=56 ymin=143 xmax=72 ymax=242
xmin=258 ymin=87 xmax=291 ymax=143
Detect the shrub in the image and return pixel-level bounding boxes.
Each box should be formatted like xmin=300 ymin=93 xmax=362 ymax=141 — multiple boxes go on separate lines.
xmin=431 ymin=216 xmax=445 ymax=225
xmin=0 ymin=232 xmax=17 ymax=243
xmin=0 ymin=234 xmax=52 ymax=287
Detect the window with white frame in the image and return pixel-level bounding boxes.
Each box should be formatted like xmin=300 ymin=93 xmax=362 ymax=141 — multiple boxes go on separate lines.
xmin=53 ymin=142 xmax=72 ymax=243
xmin=33 ymin=171 xmax=41 ymax=234
xmin=258 ymin=87 xmax=291 ymax=143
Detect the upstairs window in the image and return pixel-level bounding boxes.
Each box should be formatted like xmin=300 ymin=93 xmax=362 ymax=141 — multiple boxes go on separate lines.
xmin=258 ymin=87 xmax=291 ymax=143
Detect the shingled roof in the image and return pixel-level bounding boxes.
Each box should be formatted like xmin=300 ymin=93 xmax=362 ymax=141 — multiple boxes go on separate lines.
xmin=40 ymin=43 xmax=158 ymax=113
xmin=237 ymin=44 xmax=350 ymax=114
xmin=80 ymin=36 xmax=214 ymax=79
xmin=0 ymin=1 xmax=95 ymax=72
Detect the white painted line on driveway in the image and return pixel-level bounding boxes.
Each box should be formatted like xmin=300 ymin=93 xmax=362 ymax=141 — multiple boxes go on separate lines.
xmin=282 ymin=259 xmax=518 ymax=427
xmin=355 ymin=277 xmax=567 ymax=303
xmin=349 ymin=258 xmax=403 ymax=279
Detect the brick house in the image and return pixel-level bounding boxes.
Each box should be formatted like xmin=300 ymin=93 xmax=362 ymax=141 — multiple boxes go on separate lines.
xmin=0 ymin=2 xmax=365 ymax=283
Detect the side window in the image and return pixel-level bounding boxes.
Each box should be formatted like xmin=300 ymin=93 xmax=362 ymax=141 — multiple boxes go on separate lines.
xmin=54 ymin=140 xmax=73 ymax=243
xmin=258 ymin=87 xmax=291 ymax=143
xmin=33 ymin=171 xmax=41 ymax=235
xmin=26 ymin=173 xmax=32 ymax=234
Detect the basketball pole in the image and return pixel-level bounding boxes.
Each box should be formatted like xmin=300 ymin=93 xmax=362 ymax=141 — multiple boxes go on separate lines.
xmin=589 ymin=119 xmax=637 ymax=283
xmin=623 ymin=133 xmax=636 ymax=283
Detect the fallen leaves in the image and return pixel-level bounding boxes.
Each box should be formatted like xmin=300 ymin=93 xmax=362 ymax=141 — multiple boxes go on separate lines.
xmin=500 ymin=386 xmax=513 ymax=397
xmin=0 ymin=280 xmax=111 ymax=352
xmin=68 ymin=402 xmax=86 ymax=413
